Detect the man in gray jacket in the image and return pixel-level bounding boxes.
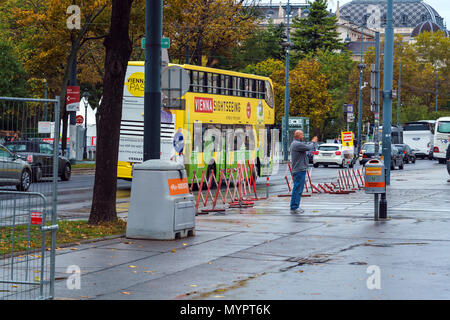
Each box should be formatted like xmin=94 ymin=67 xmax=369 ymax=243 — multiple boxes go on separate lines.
xmin=290 ymin=130 xmax=318 ymax=214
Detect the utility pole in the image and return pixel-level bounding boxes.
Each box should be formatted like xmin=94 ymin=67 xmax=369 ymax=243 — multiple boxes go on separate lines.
xmin=44 ymin=79 xmax=48 ymax=121
xmin=357 ymin=25 xmax=366 ymax=155
xmin=283 ymin=0 xmax=291 ymax=162
xmin=435 ymin=70 xmax=438 ymax=113
xmin=397 ymin=59 xmax=401 ymax=126
xmin=380 ymin=0 xmax=394 ymax=218
xmin=69 ymin=58 xmax=77 ymax=161
xmin=374 ymin=31 xmax=380 ymax=155
xmin=144 ymin=0 xmax=162 ymax=161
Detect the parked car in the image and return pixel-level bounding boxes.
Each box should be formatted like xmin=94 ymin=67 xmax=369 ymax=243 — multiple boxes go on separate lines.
xmin=394 ymin=144 xmax=416 ymax=164
xmin=0 ymin=144 xmax=32 ymax=191
xmin=359 ymin=142 xmax=380 ymax=166
xmin=312 ymin=143 xmax=355 ymax=168
xmin=4 ymin=139 xmax=71 ymax=182
xmin=391 ymin=145 xmax=405 ymax=170
xmin=307 ymin=142 xmax=319 ymax=164
xmin=359 ymin=142 xmax=404 ymax=170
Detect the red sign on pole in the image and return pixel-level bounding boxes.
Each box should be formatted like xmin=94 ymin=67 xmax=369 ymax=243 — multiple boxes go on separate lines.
xmin=76 ymin=115 xmax=84 ymax=125
xmin=31 ymin=212 xmax=43 ymax=225
xmin=66 ymin=86 xmax=80 ymax=111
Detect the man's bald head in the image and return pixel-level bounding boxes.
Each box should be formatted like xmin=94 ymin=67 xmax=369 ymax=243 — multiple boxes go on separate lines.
xmin=294 ymin=130 xmax=304 ymax=141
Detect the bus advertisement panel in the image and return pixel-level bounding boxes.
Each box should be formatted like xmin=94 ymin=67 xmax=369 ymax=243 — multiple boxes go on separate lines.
xmin=117 ymin=62 xmax=279 ymax=182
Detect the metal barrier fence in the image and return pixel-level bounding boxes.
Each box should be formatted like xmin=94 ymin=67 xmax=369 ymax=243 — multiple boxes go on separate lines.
xmin=0 ymin=96 xmax=60 ymax=300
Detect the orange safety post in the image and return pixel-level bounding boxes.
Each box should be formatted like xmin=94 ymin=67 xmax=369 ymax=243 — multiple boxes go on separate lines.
xmin=278 ymin=164 xmax=293 ymax=197
xmin=307 ymin=169 xmax=320 ymax=194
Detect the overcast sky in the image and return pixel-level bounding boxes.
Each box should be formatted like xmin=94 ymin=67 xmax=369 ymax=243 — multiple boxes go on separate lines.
xmin=327 ymin=0 xmax=449 ymax=27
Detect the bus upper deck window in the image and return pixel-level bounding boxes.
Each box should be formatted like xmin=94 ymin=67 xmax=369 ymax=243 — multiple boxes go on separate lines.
xmin=264 ymin=80 xmax=274 ymax=108
xmin=198 ymin=72 xmax=205 ymax=93
xmin=192 ymin=71 xmax=199 ymax=92
xmin=207 ymin=73 xmax=213 ymax=94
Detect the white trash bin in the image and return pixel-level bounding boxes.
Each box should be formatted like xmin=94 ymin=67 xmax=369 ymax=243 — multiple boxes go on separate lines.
xmin=126 ymin=159 xmax=195 ymax=240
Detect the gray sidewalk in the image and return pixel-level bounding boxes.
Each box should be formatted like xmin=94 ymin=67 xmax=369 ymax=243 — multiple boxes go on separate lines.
xmin=54 ymin=164 xmax=450 ymax=300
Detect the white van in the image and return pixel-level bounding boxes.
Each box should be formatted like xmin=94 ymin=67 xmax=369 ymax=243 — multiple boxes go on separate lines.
xmin=433 ymin=117 xmax=450 ymax=164
xmin=402 ymin=121 xmax=435 ymax=159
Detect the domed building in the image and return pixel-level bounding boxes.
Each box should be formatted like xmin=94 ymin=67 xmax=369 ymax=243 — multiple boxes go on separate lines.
xmin=339 ymin=0 xmax=447 ymax=41
xmin=411 ymin=20 xmax=449 ymax=38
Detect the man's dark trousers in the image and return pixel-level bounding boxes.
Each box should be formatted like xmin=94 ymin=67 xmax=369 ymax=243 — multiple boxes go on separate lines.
xmin=290 ymin=170 xmax=307 ymax=210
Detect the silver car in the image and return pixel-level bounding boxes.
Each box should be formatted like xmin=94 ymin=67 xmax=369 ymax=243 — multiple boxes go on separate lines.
xmin=0 ymin=144 xmax=32 ymax=191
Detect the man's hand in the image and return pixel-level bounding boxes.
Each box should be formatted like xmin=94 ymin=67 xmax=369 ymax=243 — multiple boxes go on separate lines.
xmin=311 ymin=136 xmax=319 ymax=143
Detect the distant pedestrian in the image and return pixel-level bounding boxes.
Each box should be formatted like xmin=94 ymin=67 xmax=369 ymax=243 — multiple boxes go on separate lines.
xmin=446 ymin=146 xmax=450 ymax=183
xmin=290 ymin=130 xmax=318 ymax=214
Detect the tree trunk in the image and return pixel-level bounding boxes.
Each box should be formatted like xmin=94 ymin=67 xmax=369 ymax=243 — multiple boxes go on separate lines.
xmin=89 ymin=0 xmax=133 ymax=225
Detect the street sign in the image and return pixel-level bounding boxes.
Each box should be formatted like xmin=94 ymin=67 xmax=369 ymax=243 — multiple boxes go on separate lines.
xmin=141 ymin=37 xmax=170 ymax=49
xmin=173 ymin=131 xmax=184 ymax=153
xmin=66 ymin=86 xmax=80 ymax=111
xmin=31 ymin=212 xmax=43 ymax=225
xmin=38 ymin=121 xmax=52 ymax=134
xmin=341 ymin=131 xmax=354 ymax=148
xmin=344 ymin=104 xmax=354 ymax=123
xmin=76 ymin=115 xmax=84 ymax=125
xmin=287 ymin=117 xmax=310 ymax=141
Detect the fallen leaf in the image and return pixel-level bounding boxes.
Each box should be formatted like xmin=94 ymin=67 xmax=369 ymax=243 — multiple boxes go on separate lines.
xmin=129 ymin=265 xmax=137 ymax=269
xmin=182 ymin=243 xmax=187 ymax=246
xmin=171 ymin=249 xmax=176 ymax=253
xmin=214 ymin=295 xmax=225 ymax=298
xmin=190 ymin=284 xmax=198 ymax=287
xmin=121 ymin=292 xmax=131 ymax=295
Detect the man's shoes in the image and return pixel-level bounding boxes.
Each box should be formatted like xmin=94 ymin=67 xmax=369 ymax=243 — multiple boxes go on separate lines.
xmin=290 ymin=208 xmax=304 ymax=214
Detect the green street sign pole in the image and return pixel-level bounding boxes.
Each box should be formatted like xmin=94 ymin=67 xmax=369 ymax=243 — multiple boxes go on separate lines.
xmin=380 ymin=0 xmax=394 ymax=219
xmin=142 ymin=37 xmax=170 ymax=49
xmin=144 ymin=0 xmax=162 ymax=161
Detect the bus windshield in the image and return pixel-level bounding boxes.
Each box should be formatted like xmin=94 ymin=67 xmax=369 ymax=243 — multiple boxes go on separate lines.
xmin=437 ymin=121 xmax=450 ymax=134
xmin=403 ymin=122 xmax=432 ymax=131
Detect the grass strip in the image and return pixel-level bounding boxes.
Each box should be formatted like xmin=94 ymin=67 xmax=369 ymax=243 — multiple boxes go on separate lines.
xmin=0 ymin=220 xmax=126 ymax=255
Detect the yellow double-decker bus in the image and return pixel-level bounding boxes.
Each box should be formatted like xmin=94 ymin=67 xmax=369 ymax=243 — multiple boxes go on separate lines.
xmin=117 ymin=62 xmax=278 ymax=183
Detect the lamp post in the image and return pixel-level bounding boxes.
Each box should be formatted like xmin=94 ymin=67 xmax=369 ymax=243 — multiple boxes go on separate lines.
xmin=144 ymin=0 xmax=162 ymax=161
xmin=283 ymin=0 xmax=292 ymax=162
xmin=43 ymin=79 xmax=48 ymax=121
xmin=379 ymin=0 xmax=395 ymax=219
xmin=397 ymin=59 xmax=401 ymax=126
xmin=435 ymin=69 xmax=438 ymax=113
xmin=82 ymin=88 xmax=90 ymax=160
xmin=357 ymin=25 xmax=366 ymax=156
